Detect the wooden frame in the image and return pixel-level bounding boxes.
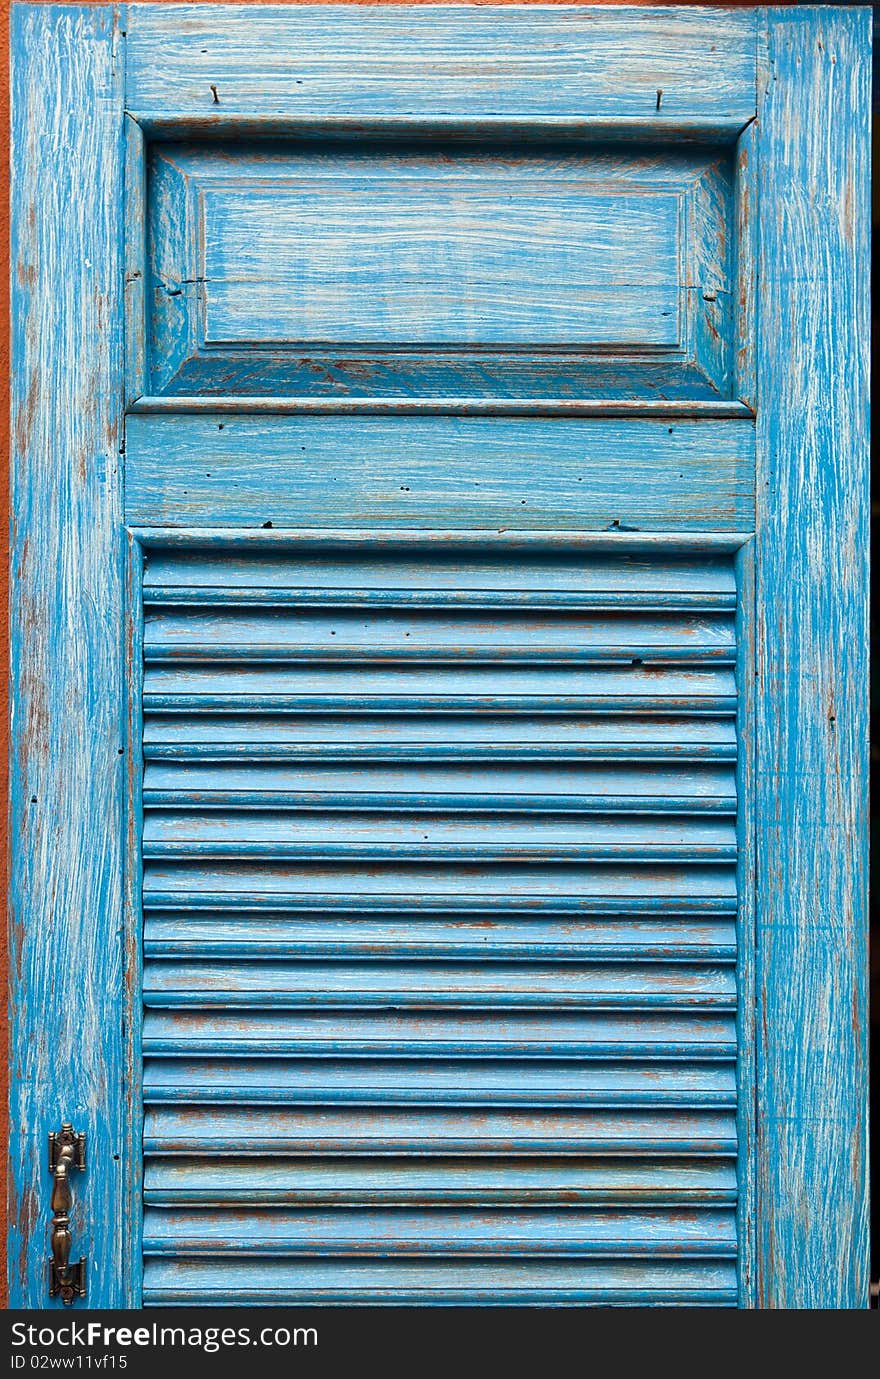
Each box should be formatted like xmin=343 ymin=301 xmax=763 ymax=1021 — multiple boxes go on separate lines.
xmin=10 ymin=5 xmax=129 ymax=1308
xmin=9 ymin=4 xmax=869 ymax=1308
xmin=752 ymin=8 xmax=870 ymax=1308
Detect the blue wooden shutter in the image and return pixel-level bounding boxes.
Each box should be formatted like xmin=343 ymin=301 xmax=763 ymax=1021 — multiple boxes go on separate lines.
xmin=9 ymin=5 xmax=869 ymax=1309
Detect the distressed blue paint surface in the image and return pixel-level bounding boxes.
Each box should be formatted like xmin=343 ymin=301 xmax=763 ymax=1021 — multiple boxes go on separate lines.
xmin=10 ymin=2 xmax=869 ymax=1312
xmin=754 ymin=7 xmax=871 ymax=1308
xmin=146 ymin=141 xmax=736 ymax=399
xmin=124 ymin=415 xmax=756 ymax=530
xmin=204 ymin=185 xmax=683 ymax=346
xmin=125 ymin=5 xmax=758 ymax=130
xmin=9 ymin=5 xmax=128 ymax=1306
xmin=137 ymin=534 xmax=744 ymax=1305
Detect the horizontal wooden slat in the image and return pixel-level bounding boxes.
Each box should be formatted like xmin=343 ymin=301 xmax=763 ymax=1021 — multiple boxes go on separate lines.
xmin=143 ymin=959 xmax=736 ymax=1010
xmin=142 ymin=546 xmax=739 ymax=594
xmin=142 ymin=1255 xmax=739 ymax=1306
xmin=143 ymin=710 xmax=736 ymax=746
xmin=142 ymin=861 xmax=738 ymax=907
xmin=125 ymin=5 xmax=757 ymax=132
xmin=143 ymin=808 xmax=735 ymax=860
xmin=144 ymin=587 xmax=737 ymax=612
xmin=143 ymin=662 xmax=739 ymax=715
xmin=142 ymin=1206 xmax=737 ymax=1256
xmin=142 ymin=1010 xmax=737 ymax=1059
xmin=144 ymin=1106 xmax=738 ymax=1156
xmin=143 ymin=796 xmax=734 ymax=816
xmin=143 ymin=612 xmax=734 ymax=668
xmin=143 ymin=916 xmax=736 ymax=963
xmin=143 ymin=543 xmax=739 ymax=587
xmin=125 ymin=415 xmax=755 ymax=530
xmin=142 ymin=763 xmax=735 ymax=819
xmin=144 ymin=1156 xmax=737 ymax=1207
xmin=143 ymin=1057 xmax=735 ymax=1107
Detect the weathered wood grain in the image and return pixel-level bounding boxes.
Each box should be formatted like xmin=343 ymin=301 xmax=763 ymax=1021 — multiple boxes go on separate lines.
xmin=137 ymin=534 xmax=743 ymax=1305
xmin=9 ymin=6 xmax=128 ymax=1307
xmin=142 ymin=1258 xmax=739 ymax=1307
xmin=124 ymin=114 xmax=147 ymax=405
xmin=125 ymin=4 xmax=758 ymax=133
xmin=8 ymin=2 xmax=870 ymax=1312
xmin=202 ymin=183 xmax=682 ymax=347
xmin=124 ymin=414 xmax=756 ymax=531
xmin=146 ymin=142 xmax=736 ymax=399
xmin=754 ymin=7 xmax=870 ymax=1308
xmin=733 ymin=119 xmax=757 ymax=409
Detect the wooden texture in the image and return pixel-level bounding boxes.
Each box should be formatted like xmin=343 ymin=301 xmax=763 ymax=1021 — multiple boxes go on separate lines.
xmin=202 ymin=184 xmax=682 ymax=345
xmin=124 ymin=415 xmax=756 ymax=530
xmin=9 ymin=6 xmax=128 ymax=1306
xmin=125 ymin=4 xmax=758 ymax=134
xmin=754 ymin=7 xmax=870 ymax=1308
xmin=138 ymin=534 xmax=744 ymax=1306
xmin=146 ymin=142 xmax=736 ymax=399
xmin=7 ymin=2 xmax=871 ymax=1312
xmin=1 ymin=0 xmax=13 ymax=1313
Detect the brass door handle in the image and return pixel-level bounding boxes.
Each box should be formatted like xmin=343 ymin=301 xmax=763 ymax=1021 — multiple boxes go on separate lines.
xmin=48 ymin=1124 xmax=87 ymax=1304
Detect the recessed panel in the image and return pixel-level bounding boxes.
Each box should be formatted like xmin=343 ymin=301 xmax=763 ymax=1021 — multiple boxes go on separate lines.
xmin=147 ymin=142 xmax=736 ymax=399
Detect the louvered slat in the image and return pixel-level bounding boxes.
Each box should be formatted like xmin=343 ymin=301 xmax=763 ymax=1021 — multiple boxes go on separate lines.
xmin=140 ymin=540 xmax=741 ymax=1306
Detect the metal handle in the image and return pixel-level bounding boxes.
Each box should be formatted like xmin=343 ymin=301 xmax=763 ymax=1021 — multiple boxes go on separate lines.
xmin=48 ymin=1124 xmax=87 ymax=1304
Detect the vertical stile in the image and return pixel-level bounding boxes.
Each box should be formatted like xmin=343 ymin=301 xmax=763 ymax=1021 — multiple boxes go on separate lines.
xmin=124 ymin=533 xmax=146 ymax=1307
xmin=9 ymin=4 xmax=129 ymax=1308
xmin=754 ymin=7 xmax=870 ymax=1307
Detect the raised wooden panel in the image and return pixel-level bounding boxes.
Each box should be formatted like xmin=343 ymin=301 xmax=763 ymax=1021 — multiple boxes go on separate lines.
xmin=124 ymin=415 xmax=755 ymax=530
xmin=202 ymin=184 xmax=681 ymax=347
xmin=9 ymin=0 xmax=870 ymax=1319
xmin=146 ymin=142 xmax=737 ymax=400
